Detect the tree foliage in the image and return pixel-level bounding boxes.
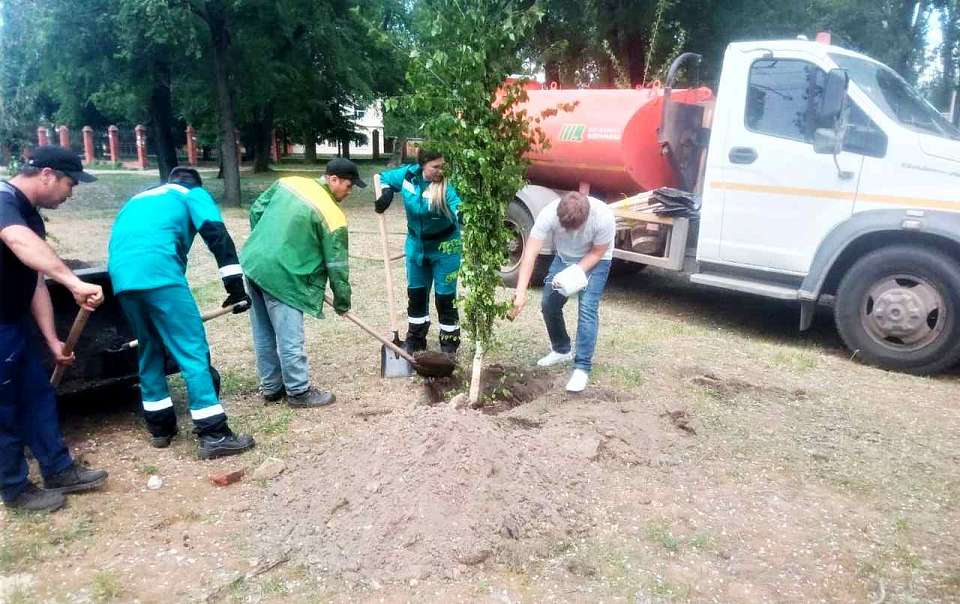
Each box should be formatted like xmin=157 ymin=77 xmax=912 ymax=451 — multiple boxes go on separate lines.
xmin=393 ymin=0 xmax=551 ymax=398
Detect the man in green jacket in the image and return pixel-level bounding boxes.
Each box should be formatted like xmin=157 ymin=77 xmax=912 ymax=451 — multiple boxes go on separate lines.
xmin=239 ymin=159 xmax=360 ymax=408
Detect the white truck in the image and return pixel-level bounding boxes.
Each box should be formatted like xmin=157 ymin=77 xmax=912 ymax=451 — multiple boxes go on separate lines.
xmin=501 ymin=35 xmax=960 ymax=374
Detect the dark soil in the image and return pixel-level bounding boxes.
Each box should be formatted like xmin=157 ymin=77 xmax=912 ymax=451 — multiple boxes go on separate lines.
xmin=422 ymin=364 xmax=560 ymax=413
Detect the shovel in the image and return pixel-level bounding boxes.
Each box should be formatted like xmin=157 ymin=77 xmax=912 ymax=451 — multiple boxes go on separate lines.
xmin=324 ymin=295 xmax=456 ymax=379
xmin=110 ymin=302 xmax=249 ymax=352
xmin=374 ymin=173 xmax=413 ymax=378
xmin=50 ymin=307 xmax=92 ymax=386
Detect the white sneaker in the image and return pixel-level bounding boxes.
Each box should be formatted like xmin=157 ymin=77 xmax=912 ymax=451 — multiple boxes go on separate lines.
xmin=565 ymin=369 xmax=589 ymax=392
xmin=537 ymin=350 xmax=574 ymax=367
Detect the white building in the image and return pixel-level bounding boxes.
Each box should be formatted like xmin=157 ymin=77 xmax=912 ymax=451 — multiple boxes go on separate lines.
xmin=290 ymin=103 xmax=385 ymax=158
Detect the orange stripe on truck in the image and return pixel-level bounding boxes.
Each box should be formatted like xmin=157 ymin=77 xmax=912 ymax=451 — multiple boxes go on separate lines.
xmin=710 ymin=181 xmax=960 ymax=212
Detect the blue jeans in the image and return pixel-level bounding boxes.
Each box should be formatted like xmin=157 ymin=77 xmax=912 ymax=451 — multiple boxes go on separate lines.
xmin=540 ymin=257 xmax=611 ymax=372
xmin=246 ymin=278 xmax=309 ymax=396
xmin=0 ymin=319 xmax=74 ymax=502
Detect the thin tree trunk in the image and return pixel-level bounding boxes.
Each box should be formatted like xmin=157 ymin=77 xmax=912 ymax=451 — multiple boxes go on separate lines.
xmin=251 ymin=104 xmax=273 ymax=173
xmin=941 ymin=4 xmax=959 ymax=109
xmin=148 ymin=61 xmax=179 ymax=182
xmin=303 ymin=129 xmax=317 ymax=163
xmin=340 ymin=137 xmax=350 ymax=159
xmin=468 ymin=342 xmax=483 ymax=405
xmin=204 ymin=1 xmax=241 ymax=206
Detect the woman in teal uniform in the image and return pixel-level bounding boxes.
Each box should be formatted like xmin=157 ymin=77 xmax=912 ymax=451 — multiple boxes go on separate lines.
xmin=375 ymin=149 xmax=462 ymax=355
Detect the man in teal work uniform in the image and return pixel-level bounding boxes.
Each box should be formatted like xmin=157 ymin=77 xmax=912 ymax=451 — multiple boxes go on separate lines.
xmin=240 ymin=159 xmax=357 ymax=407
xmin=375 ymin=149 xmax=462 ymax=355
xmin=108 ymin=168 xmax=255 ymax=459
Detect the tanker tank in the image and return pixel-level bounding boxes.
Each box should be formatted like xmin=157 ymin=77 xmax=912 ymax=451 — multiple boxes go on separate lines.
xmin=519 ymin=85 xmax=713 ymax=195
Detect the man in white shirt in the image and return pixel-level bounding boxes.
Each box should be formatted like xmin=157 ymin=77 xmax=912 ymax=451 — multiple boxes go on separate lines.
xmin=509 ymin=191 xmax=615 ymax=392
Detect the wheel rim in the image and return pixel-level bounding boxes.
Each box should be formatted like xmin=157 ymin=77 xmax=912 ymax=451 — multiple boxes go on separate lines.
xmin=501 ymin=218 xmax=525 ymax=274
xmin=860 ymin=273 xmax=946 ymax=352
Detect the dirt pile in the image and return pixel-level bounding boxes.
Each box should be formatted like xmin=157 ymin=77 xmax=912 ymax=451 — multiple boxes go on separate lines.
xmin=255 ymin=391 xmax=669 ymax=584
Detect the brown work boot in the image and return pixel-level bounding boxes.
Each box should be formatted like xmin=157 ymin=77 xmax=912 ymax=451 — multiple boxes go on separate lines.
xmin=4 ymin=483 xmax=66 ymax=513
xmin=43 ymin=464 xmax=108 ymax=494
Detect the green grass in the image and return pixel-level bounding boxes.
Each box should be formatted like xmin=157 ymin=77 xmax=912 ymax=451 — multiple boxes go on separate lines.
xmin=769 ymin=347 xmax=820 ymax=371
xmin=645 ymin=576 xmax=691 ymax=601
xmin=92 ymin=570 xmax=124 ymax=602
xmin=218 ymin=369 xmax=260 ymax=397
xmin=1 ymin=511 xmax=97 ymax=573
xmin=645 ymin=519 xmax=680 ymax=553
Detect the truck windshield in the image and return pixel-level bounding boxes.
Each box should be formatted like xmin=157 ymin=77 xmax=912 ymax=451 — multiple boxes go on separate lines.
xmin=830 ymin=53 xmax=960 ymax=141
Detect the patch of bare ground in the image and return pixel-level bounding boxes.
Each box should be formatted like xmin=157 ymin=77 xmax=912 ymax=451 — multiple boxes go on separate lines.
xmin=253 ymin=384 xmax=675 ymax=587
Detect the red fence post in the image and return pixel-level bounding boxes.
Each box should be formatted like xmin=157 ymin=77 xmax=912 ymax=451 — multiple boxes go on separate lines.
xmin=57 ymin=125 xmax=70 ymax=149
xmin=37 ymin=126 xmax=49 ymax=146
xmin=186 ymin=125 xmax=198 ymax=166
xmin=270 ymin=129 xmax=279 ymax=163
xmin=108 ymin=125 xmax=119 ymax=164
xmin=135 ymin=124 xmax=148 ymax=169
xmin=82 ymin=126 xmax=95 ymax=164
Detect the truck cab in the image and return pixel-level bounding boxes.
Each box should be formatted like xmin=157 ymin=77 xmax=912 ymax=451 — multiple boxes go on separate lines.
xmin=504 ymin=37 xmax=960 ymax=374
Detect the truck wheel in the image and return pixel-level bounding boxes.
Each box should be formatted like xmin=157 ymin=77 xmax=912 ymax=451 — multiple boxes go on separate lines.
xmin=499 ymin=199 xmax=550 ymax=288
xmin=834 ymin=245 xmax=960 ymax=374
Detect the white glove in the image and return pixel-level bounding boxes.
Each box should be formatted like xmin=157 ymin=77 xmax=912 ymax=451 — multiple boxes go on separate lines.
xmin=551 ymin=264 xmax=588 ymax=297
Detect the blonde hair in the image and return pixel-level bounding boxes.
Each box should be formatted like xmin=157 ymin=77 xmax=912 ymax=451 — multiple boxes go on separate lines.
xmin=426 ymin=179 xmax=452 ymax=220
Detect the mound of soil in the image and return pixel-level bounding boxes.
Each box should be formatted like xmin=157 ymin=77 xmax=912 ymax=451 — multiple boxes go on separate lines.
xmin=255 ymin=381 xmax=676 ymax=585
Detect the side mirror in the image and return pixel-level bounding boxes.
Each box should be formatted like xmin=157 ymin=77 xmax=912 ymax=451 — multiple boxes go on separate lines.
xmin=813 ymin=128 xmax=842 ymax=155
xmin=817 ymin=68 xmax=849 ymax=125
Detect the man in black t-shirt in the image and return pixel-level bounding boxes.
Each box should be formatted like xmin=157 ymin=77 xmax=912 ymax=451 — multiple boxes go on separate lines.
xmin=0 ymin=146 xmax=109 ymax=513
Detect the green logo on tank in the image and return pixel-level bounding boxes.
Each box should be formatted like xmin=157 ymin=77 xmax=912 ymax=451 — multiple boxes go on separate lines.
xmin=559 ymin=124 xmax=586 ymax=142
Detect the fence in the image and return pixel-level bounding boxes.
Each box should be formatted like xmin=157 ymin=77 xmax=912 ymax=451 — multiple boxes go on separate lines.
xmin=29 ymin=124 xmax=253 ymax=169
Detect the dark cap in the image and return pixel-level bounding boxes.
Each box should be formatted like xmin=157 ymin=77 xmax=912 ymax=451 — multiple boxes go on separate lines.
xmin=325 ymin=158 xmax=366 ymax=188
xmin=26 ymin=146 xmax=97 ymax=184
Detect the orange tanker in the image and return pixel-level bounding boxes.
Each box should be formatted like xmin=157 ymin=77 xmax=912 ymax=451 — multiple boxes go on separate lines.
xmin=519 ymin=84 xmax=712 ymax=195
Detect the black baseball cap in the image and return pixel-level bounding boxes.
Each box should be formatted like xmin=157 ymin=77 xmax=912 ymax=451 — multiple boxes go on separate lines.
xmin=26 ymin=145 xmax=97 ymax=184
xmin=325 ymin=158 xmax=366 ymax=188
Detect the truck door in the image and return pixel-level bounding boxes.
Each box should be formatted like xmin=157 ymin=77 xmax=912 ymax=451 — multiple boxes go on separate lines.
xmin=716 ymin=55 xmax=863 ymax=273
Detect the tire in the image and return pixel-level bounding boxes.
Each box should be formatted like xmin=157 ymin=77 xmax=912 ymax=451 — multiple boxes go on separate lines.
xmin=834 ymin=244 xmax=960 ymax=374
xmin=499 ymin=199 xmax=551 ymax=288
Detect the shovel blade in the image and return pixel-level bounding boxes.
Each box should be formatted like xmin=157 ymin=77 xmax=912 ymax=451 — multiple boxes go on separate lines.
xmin=381 ymin=332 xmax=413 ymax=378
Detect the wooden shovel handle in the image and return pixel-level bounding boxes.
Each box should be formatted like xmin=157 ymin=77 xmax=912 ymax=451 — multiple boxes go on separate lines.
xmin=50 ymin=308 xmax=92 ymax=386
xmin=119 ymin=302 xmax=247 ymax=351
xmin=325 ymin=295 xmax=417 ymax=364
xmin=201 ymin=302 xmax=246 ymax=321
xmin=374 ymin=175 xmax=400 ymax=334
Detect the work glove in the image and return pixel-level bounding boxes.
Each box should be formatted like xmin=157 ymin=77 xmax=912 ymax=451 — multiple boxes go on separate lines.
xmin=374 ymin=188 xmax=394 ymax=214
xmin=222 ymin=275 xmax=251 ymax=313
xmin=333 ymin=297 xmax=350 ymax=316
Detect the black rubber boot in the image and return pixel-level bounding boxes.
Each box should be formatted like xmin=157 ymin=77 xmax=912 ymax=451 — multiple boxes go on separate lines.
xmin=151 ymin=431 xmax=177 ymax=448
xmin=4 ymin=483 xmax=65 ymax=513
xmin=439 ymin=329 xmax=461 ymax=355
xmin=436 ymin=292 xmax=460 ymax=354
xmin=405 ymin=322 xmax=429 ymax=353
xmin=197 ymin=428 xmax=256 ymax=460
xmin=43 ymin=464 xmax=108 ymax=494
xmin=406 ymin=287 xmax=430 ymax=353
